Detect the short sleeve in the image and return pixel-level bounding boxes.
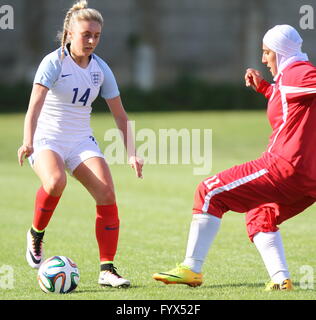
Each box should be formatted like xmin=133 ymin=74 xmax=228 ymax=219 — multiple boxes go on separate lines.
xmin=33 ymin=50 xmax=62 ymax=89
xmin=93 ymin=55 xmax=120 ymax=99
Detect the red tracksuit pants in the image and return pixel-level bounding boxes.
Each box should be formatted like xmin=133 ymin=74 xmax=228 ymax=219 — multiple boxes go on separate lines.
xmin=193 ymin=152 xmax=315 ymax=241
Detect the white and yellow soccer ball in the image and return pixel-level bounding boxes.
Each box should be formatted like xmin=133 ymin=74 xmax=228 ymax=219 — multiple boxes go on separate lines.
xmin=37 ymin=256 xmax=80 ymax=293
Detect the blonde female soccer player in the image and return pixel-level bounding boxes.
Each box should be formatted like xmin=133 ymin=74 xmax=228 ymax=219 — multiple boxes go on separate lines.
xmin=18 ymin=0 xmax=143 ymax=288
xmin=153 ymin=25 xmax=316 ymax=291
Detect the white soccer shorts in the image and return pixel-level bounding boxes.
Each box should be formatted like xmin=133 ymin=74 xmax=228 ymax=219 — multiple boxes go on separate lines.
xmin=28 ymin=136 xmax=105 ymax=173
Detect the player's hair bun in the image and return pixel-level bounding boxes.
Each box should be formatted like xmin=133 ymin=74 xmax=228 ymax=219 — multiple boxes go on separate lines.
xmin=71 ymin=0 xmax=88 ymax=12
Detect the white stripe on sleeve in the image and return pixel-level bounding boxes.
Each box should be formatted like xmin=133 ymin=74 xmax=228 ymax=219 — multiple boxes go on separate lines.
xmin=281 ymin=85 xmax=316 ymax=95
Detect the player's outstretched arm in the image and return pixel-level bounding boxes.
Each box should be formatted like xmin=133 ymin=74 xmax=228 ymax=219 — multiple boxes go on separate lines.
xmin=18 ymin=84 xmax=48 ymax=166
xmin=106 ymin=96 xmax=143 ymax=178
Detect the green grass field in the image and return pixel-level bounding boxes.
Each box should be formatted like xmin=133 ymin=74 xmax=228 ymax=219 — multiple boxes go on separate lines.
xmin=1 ymin=111 xmax=316 ymax=301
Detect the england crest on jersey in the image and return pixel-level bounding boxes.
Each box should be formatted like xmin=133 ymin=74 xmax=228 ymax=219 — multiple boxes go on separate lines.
xmin=91 ymin=72 xmax=101 ymax=86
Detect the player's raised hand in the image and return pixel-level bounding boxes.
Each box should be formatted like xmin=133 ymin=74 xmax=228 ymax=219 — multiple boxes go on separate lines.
xmin=129 ymin=155 xmax=144 ymax=179
xmin=18 ymin=144 xmax=34 ymax=166
xmin=245 ymin=68 xmax=263 ymax=90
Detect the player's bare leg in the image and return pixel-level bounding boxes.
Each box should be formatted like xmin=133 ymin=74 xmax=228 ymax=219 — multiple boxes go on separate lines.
xmin=33 ymin=150 xmax=67 ymax=197
xmin=26 ymin=150 xmax=66 ymax=268
xmin=73 ymin=157 xmax=130 ymax=288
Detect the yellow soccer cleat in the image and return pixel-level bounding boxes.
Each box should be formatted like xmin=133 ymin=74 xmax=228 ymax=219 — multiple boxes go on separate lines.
xmin=153 ymin=264 xmax=203 ymax=287
xmin=265 ymin=279 xmax=294 ymax=291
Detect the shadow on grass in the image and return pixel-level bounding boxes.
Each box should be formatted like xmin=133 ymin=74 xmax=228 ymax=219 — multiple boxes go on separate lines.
xmin=203 ymin=281 xmax=302 ymax=290
xmin=75 ymin=285 xmax=146 ymax=294
xmin=73 ymin=281 xmax=303 ymax=294
xmin=199 ymin=282 xmax=264 ymax=289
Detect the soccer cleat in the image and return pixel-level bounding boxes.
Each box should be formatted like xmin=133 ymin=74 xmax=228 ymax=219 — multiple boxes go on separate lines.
xmin=152 ymin=263 xmax=203 ymax=287
xmin=98 ymin=264 xmax=130 ymax=288
xmin=26 ymin=228 xmax=45 ymax=269
xmin=264 ymin=279 xmax=294 ymax=291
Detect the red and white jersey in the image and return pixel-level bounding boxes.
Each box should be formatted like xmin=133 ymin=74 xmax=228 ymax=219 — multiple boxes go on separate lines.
xmin=257 ymin=61 xmax=316 ymax=181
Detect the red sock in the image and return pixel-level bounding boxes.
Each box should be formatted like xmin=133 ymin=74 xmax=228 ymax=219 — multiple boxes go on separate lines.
xmin=32 ymin=186 xmax=61 ymax=231
xmin=96 ymin=204 xmax=120 ymax=262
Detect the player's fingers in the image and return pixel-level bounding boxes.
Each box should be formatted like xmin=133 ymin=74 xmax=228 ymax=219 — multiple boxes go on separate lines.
xmin=245 ymin=70 xmax=251 ymax=81
xmin=128 ymin=156 xmax=144 ymax=178
xmin=245 ymin=78 xmax=252 ymax=87
xmin=246 ymin=68 xmax=260 ymax=78
xmin=135 ymin=160 xmax=143 ymax=179
xmin=245 ymin=69 xmax=263 ymax=90
xmin=18 ymin=145 xmax=33 ymax=166
xmin=18 ymin=148 xmax=25 ymax=166
xmin=130 ymin=157 xmax=143 ymax=178
xmin=245 ymin=68 xmax=256 ymax=76
xmin=245 ymin=73 xmax=254 ymax=87
xmin=253 ymin=75 xmax=263 ymax=88
xmin=245 ymin=70 xmax=256 ymax=85
xmin=252 ymin=70 xmax=263 ymax=81
xmin=131 ymin=160 xmax=141 ymax=178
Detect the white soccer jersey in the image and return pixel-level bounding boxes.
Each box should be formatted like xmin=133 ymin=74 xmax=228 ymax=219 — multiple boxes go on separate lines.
xmin=33 ymin=45 xmax=120 ymax=142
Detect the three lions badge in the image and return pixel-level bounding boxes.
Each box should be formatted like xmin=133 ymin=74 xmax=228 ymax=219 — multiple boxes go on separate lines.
xmin=91 ymin=72 xmax=101 ymax=86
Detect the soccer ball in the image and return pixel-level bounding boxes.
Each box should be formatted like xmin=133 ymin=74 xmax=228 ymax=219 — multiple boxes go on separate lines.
xmin=37 ymin=256 xmax=80 ymax=293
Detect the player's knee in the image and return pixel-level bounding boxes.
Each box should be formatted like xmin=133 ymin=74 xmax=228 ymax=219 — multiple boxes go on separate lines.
xmin=196 ymin=180 xmax=205 ymax=191
xmin=44 ymin=174 xmax=67 ymax=196
xmin=194 ymin=180 xmax=209 ymax=199
xmin=96 ymin=187 xmax=116 ymax=205
xmin=192 ymin=179 xmax=225 ymax=219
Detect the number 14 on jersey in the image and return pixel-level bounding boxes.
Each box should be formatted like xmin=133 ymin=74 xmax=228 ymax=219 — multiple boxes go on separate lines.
xmin=72 ymin=88 xmax=91 ymax=106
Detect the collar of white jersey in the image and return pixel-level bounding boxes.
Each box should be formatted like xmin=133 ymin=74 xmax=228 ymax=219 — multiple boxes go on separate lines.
xmin=61 ymin=44 xmax=95 ymax=61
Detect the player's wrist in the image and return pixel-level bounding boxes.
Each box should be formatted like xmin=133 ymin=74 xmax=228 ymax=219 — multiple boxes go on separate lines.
xmin=256 ymin=79 xmax=269 ymax=92
xmin=128 ymin=154 xmax=137 ymax=161
xmin=22 ymin=141 xmax=33 ymax=148
xmin=128 ymin=155 xmax=144 ymax=167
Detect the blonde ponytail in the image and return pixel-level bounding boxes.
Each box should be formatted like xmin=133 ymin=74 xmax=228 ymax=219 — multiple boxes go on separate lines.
xmin=58 ymin=0 xmax=103 ymax=59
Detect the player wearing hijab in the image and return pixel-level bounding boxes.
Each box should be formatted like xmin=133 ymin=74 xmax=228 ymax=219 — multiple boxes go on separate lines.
xmin=18 ymin=0 xmax=143 ymax=288
xmin=153 ymin=25 xmax=316 ymax=291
